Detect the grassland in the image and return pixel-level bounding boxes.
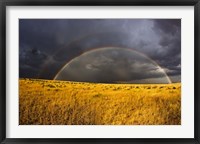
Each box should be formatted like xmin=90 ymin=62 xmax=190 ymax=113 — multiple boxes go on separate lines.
xmin=19 ymin=78 xmax=181 ymax=125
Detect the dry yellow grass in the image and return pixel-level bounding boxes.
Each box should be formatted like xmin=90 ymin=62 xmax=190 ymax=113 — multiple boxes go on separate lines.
xmin=19 ymin=78 xmax=181 ymax=125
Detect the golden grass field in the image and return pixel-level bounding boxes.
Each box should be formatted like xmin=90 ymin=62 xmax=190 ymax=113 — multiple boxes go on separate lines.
xmin=19 ymin=78 xmax=181 ymax=125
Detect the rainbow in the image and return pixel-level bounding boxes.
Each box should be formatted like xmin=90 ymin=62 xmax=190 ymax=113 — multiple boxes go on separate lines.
xmin=53 ymin=47 xmax=172 ymax=84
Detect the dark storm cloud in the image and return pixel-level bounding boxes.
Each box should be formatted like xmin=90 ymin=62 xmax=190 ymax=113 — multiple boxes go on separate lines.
xmin=19 ymin=44 xmax=48 ymax=78
xmin=151 ymin=20 xmax=181 ymax=71
xmin=153 ymin=19 xmax=181 ymax=35
xmin=19 ymin=19 xmax=181 ymax=83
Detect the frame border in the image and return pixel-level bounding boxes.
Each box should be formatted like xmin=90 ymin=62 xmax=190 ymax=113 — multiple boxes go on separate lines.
xmin=0 ymin=0 xmax=199 ymax=144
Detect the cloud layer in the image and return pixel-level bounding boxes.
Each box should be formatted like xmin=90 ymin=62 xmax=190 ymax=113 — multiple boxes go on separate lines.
xmin=19 ymin=19 xmax=181 ymax=83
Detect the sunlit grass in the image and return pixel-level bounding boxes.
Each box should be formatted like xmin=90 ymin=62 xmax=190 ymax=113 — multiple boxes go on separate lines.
xmin=19 ymin=78 xmax=181 ymax=125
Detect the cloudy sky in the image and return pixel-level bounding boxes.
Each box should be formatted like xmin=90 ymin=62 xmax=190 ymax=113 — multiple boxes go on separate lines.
xmin=19 ymin=19 xmax=181 ymax=83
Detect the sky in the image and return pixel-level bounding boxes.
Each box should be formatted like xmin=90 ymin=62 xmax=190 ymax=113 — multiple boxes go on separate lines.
xmin=19 ymin=19 xmax=181 ymax=83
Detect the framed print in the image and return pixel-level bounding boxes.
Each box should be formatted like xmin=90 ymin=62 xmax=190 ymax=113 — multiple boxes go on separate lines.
xmin=0 ymin=0 xmax=200 ymax=144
